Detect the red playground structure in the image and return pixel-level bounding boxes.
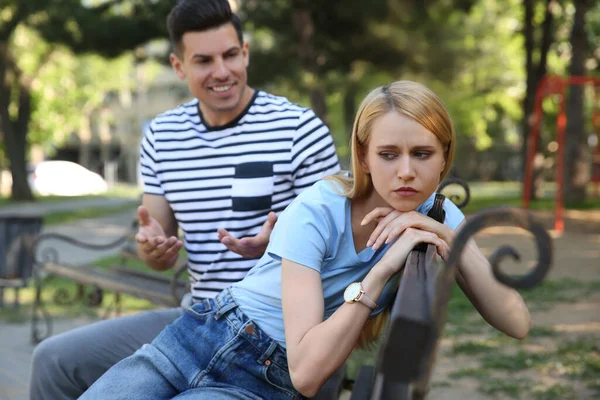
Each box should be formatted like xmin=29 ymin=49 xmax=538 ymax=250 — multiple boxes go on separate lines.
xmin=522 ymin=74 xmax=600 ymax=232
xmin=592 ymin=111 xmax=600 ymax=197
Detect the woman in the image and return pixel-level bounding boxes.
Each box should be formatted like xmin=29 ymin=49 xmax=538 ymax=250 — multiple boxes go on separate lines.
xmin=80 ymin=81 xmax=530 ymax=400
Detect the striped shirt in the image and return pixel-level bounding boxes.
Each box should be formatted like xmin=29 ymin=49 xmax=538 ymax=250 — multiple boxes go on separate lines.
xmin=140 ymin=90 xmax=341 ymax=300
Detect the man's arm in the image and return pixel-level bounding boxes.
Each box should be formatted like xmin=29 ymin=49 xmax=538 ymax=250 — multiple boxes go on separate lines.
xmin=135 ymin=194 xmax=183 ymax=271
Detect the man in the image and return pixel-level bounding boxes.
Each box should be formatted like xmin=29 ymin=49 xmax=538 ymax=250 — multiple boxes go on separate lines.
xmin=29 ymin=1 xmax=340 ymax=398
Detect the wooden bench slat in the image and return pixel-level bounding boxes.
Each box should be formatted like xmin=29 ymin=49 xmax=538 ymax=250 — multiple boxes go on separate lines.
xmin=377 ymin=246 xmax=440 ymax=383
xmin=110 ymin=266 xmax=187 ymax=288
xmin=43 ymin=263 xmax=182 ymax=307
xmin=349 ymin=365 xmax=375 ymax=400
xmin=311 ymin=364 xmax=347 ymax=400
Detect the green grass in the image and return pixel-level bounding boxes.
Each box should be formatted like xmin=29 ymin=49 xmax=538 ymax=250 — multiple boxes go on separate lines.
xmin=521 ymin=279 xmax=600 ymax=310
xmin=0 ymin=184 xmax=142 ymax=225
xmin=525 ymin=326 xmax=559 ymax=338
xmin=444 ymin=278 xmax=600 ymax=330
xmin=481 ymin=350 xmax=549 ymax=370
xmin=555 ymin=340 xmax=600 ymax=380
xmin=448 ymin=368 xmax=491 ymax=379
xmin=430 ymin=380 xmax=452 ymax=388
xmin=0 ymin=185 xmax=141 ymax=225
xmin=451 ymin=339 xmax=499 ymax=355
xmin=437 ymin=180 xmax=600 ymax=214
xmin=441 ymin=329 xmax=600 ymax=398
xmin=434 ymin=278 xmax=600 ymax=397
xmin=463 ymin=195 xmax=600 ymax=214
xmin=0 ymin=184 xmax=141 ymax=206
xmin=479 ymin=376 xmax=534 ymax=398
xmin=532 ymin=384 xmax=578 ymax=400
xmin=43 ymin=201 xmax=138 ymax=225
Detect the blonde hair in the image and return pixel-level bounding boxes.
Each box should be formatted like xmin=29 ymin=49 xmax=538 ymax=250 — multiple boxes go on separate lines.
xmin=328 ymin=81 xmax=455 ymax=348
xmin=328 ymin=80 xmax=455 ymax=200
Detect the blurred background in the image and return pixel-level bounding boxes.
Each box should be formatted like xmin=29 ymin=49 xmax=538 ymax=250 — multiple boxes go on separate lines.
xmin=0 ymin=0 xmax=598 ymax=208
xmin=1 ymin=2 xmax=599 ymax=400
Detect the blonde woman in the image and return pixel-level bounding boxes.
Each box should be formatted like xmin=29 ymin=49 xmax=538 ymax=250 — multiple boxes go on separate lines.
xmin=81 ymin=81 xmax=530 ymax=400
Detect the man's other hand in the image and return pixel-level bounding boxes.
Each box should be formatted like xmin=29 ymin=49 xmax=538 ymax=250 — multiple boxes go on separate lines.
xmin=217 ymin=211 xmax=277 ymax=258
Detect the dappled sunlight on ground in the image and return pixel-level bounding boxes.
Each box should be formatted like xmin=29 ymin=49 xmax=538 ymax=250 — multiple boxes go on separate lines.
xmin=554 ymin=322 xmax=600 ymax=333
xmin=427 ymin=224 xmax=600 ymax=399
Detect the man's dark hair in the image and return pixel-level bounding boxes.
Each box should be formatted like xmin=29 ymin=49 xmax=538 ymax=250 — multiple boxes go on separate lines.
xmin=167 ymin=0 xmax=244 ymax=55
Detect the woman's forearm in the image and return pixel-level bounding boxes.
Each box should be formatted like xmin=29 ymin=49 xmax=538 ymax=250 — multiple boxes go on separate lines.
xmin=456 ymin=239 xmax=531 ymax=339
xmin=288 ymin=267 xmax=391 ymax=397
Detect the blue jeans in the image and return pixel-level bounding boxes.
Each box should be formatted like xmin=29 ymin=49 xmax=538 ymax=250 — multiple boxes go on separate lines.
xmin=79 ymin=289 xmax=303 ymax=400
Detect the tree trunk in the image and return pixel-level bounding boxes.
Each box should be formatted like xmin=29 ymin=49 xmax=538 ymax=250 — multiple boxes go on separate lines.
xmin=564 ymin=0 xmax=589 ymax=204
xmin=521 ymin=0 xmax=554 ymax=199
xmin=0 ymin=42 xmax=34 ymax=201
xmin=343 ymin=83 xmax=358 ymax=142
xmin=5 ymin=88 xmax=33 ymax=201
xmin=291 ymin=1 xmax=329 ymax=126
xmin=308 ymin=87 xmax=329 ymax=127
xmin=5 ymin=127 xmax=32 ymax=201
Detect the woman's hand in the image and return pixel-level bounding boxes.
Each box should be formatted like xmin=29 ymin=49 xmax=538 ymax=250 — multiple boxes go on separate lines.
xmin=376 ymin=227 xmax=450 ymax=277
xmin=361 ymin=207 xmax=454 ymax=251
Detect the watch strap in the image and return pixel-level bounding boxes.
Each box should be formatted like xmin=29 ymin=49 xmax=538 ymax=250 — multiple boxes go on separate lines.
xmin=358 ymin=290 xmax=377 ymax=311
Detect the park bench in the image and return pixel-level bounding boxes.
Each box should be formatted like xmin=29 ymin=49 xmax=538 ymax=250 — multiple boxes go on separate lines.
xmin=0 ymin=215 xmax=43 ymax=309
xmin=30 ymin=217 xmax=189 ymax=344
xmin=324 ymin=180 xmax=553 ymax=400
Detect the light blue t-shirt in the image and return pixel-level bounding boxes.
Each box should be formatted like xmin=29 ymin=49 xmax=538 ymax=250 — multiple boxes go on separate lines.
xmin=230 ymin=180 xmax=464 ymax=348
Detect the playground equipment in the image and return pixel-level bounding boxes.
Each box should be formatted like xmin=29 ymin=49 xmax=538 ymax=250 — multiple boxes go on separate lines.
xmin=523 ymin=74 xmax=600 ymax=231
xmin=592 ymin=111 xmax=600 ymax=197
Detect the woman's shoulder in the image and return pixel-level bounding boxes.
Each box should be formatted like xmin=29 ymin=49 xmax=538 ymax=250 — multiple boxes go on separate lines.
xmin=271 ymin=179 xmax=348 ymax=248
xmin=294 ymin=179 xmax=348 ymax=207
xmin=279 ymin=180 xmax=348 ymax=227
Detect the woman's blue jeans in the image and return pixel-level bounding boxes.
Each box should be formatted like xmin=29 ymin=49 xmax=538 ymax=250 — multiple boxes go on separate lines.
xmin=79 ymin=289 xmax=303 ymax=399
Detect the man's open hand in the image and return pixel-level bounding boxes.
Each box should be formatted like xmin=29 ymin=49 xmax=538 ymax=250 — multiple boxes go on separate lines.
xmin=136 ymin=206 xmax=183 ymax=266
xmin=217 ymin=211 xmax=277 ymax=258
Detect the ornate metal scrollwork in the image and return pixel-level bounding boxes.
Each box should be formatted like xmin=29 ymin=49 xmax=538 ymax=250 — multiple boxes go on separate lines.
xmin=33 ymin=232 xmax=131 ymax=265
xmin=446 ymin=207 xmax=553 ymax=289
xmin=437 ymin=177 xmax=471 ymax=209
xmin=30 ymin=299 xmax=52 ymax=344
xmin=30 ymin=231 xmax=131 ymax=343
xmin=87 ymin=286 xmax=104 ymax=307
xmin=53 ymin=285 xmax=84 ymax=305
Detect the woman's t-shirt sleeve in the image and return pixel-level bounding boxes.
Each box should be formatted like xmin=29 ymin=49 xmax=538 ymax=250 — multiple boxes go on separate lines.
xmin=267 ymin=199 xmax=330 ymax=273
xmin=443 ymin=198 xmax=465 ymax=230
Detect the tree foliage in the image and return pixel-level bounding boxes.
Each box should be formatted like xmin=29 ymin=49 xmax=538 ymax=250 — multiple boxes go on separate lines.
xmin=0 ymin=0 xmax=170 ymax=200
xmin=1 ymin=0 xmax=597 ymax=200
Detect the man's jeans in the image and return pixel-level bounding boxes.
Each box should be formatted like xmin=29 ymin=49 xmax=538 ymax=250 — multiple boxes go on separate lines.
xmin=80 ymin=289 xmax=303 ymax=399
xmin=30 ymin=307 xmax=182 ymax=400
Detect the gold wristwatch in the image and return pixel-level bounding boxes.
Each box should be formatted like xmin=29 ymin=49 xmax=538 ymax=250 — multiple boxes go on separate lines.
xmin=343 ymin=282 xmax=377 ymax=311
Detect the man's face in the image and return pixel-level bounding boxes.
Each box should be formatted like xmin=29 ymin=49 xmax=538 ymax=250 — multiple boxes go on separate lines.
xmin=170 ymin=23 xmax=249 ymax=119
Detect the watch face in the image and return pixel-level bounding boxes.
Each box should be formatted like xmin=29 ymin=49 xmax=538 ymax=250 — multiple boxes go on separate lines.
xmin=344 ymin=283 xmax=361 ymax=302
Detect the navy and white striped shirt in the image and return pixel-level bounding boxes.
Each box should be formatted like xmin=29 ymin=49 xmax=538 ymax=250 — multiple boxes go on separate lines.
xmin=140 ymin=90 xmax=341 ymax=300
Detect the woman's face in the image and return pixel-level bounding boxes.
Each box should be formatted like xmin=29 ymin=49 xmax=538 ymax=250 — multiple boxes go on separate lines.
xmin=361 ymin=111 xmax=446 ymax=212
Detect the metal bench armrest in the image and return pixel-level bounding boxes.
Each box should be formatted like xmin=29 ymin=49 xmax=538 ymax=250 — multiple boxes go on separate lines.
xmin=34 ymin=232 xmax=129 ymax=266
